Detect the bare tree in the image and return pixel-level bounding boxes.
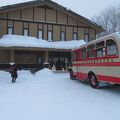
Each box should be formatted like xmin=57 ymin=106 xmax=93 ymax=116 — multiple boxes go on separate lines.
xmin=92 ymin=5 xmax=120 ymax=37
xmin=109 ymin=7 xmax=119 ymax=32
xmin=117 ymin=5 xmax=120 ymax=31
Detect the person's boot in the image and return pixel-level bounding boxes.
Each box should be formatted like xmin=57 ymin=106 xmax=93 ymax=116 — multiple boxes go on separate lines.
xmin=12 ymin=79 xmax=15 ymax=83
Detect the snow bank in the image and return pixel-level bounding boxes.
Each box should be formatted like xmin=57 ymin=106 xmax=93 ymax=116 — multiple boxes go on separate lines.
xmin=0 ymin=35 xmax=86 ymax=49
xmin=0 ymin=68 xmax=120 ymax=120
xmin=0 ymin=70 xmax=9 ymax=77
xmin=0 ymin=70 xmax=10 ymax=82
xmin=18 ymin=70 xmax=34 ymax=81
xmin=35 ymin=68 xmax=55 ymax=78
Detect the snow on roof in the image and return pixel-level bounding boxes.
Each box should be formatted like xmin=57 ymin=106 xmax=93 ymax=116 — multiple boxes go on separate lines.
xmin=0 ymin=35 xmax=86 ymax=50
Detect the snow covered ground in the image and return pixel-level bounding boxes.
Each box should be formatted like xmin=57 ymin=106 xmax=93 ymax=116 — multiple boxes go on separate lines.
xmin=0 ymin=68 xmax=120 ymax=120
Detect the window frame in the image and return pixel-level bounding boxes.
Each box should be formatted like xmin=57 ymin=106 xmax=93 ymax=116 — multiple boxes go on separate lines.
xmin=95 ymin=41 xmax=106 ymax=58
xmin=81 ymin=47 xmax=87 ymax=60
xmin=72 ymin=52 xmax=76 ymax=61
xmin=60 ymin=31 xmax=66 ymax=41
xmin=88 ymin=50 xmax=96 ymax=59
xmin=73 ymin=32 xmax=78 ymax=40
xmin=8 ymin=27 xmax=13 ymax=35
xmin=96 ymin=47 xmax=106 ymax=58
xmin=87 ymin=44 xmax=96 ymax=59
xmin=23 ymin=28 xmax=29 ymax=36
xmin=48 ymin=30 xmax=53 ymax=42
xmin=84 ymin=33 xmax=89 ymax=42
xmin=38 ymin=29 xmax=43 ymax=39
xmin=106 ymin=39 xmax=118 ymax=56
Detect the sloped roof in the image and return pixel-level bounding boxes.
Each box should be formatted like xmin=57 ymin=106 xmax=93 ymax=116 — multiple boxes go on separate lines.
xmin=0 ymin=0 xmax=104 ymax=33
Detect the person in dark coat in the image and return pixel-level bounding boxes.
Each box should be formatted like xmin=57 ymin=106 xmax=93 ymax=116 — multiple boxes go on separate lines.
xmin=9 ymin=64 xmax=18 ymax=83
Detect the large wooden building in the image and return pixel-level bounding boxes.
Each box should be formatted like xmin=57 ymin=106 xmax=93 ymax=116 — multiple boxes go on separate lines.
xmin=0 ymin=0 xmax=104 ymax=70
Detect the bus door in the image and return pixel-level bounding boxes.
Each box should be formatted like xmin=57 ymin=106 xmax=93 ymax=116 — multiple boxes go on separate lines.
xmin=79 ymin=47 xmax=87 ymax=80
xmin=76 ymin=49 xmax=82 ymax=79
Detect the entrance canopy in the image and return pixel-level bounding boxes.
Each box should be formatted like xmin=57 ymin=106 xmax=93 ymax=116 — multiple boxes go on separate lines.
xmin=0 ymin=35 xmax=86 ymax=50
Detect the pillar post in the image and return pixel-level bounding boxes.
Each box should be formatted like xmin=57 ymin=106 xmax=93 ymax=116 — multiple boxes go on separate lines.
xmin=44 ymin=51 xmax=49 ymax=68
xmin=44 ymin=51 xmax=49 ymax=63
xmin=10 ymin=49 xmax=15 ymax=64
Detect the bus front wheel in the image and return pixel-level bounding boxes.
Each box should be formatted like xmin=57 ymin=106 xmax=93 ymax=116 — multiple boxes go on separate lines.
xmin=89 ymin=74 xmax=100 ymax=89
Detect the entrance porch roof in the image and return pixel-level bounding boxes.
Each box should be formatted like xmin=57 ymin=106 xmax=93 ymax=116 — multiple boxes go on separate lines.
xmin=0 ymin=35 xmax=86 ymax=51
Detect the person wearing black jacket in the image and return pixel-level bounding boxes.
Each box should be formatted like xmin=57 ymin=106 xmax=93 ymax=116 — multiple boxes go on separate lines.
xmin=9 ymin=64 xmax=18 ymax=83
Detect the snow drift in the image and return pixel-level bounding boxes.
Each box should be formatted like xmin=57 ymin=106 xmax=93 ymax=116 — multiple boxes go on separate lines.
xmin=0 ymin=68 xmax=120 ymax=120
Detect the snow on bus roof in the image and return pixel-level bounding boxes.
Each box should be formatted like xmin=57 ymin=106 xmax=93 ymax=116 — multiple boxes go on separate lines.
xmin=0 ymin=35 xmax=86 ymax=50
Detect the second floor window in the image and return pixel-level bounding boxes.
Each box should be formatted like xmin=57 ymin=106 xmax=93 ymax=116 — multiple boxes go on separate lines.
xmin=38 ymin=30 xmax=43 ymax=39
xmin=61 ymin=31 xmax=66 ymax=41
xmin=73 ymin=32 xmax=78 ymax=40
xmin=23 ymin=28 xmax=29 ymax=36
xmin=85 ymin=33 xmax=89 ymax=42
xmin=48 ymin=31 xmax=53 ymax=42
xmin=8 ymin=27 xmax=13 ymax=35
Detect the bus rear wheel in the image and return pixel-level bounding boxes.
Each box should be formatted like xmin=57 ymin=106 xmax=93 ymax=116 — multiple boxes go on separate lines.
xmin=89 ymin=74 xmax=100 ymax=89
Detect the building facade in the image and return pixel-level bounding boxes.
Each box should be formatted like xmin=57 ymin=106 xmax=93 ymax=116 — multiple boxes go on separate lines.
xmin=0 ymin=0 xmax=104 ymax=70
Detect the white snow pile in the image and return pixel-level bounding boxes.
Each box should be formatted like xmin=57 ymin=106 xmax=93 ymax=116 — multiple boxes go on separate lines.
xmin=0 ymin=70 xmax=10 ymax=84
xmin=0 ymin=35 xmax=86 ymax=49
xmin=18 ymin=70 xmax=34 ymax=81
xmin=0 ymin=68 xmax=120 ymax=120
xmin=35 ymin=68 xmax=55 ymax=78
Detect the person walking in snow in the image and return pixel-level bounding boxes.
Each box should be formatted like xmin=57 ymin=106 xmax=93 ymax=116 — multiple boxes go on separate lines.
xmin=9 ymin=64 xmax=18 ymax=83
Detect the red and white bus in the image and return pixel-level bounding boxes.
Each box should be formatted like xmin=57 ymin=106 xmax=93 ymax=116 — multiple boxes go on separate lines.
xmin=69 ymin=32 xmax=120 ymax=88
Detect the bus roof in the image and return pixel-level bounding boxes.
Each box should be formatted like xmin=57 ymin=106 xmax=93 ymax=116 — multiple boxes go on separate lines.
xmin=72 ymin=32 xmax=120 ymax=51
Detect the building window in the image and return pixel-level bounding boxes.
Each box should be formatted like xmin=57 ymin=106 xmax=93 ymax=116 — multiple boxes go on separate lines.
xmin=61 ymin=31 xmax=66 ymax=41
xmin=7 ymin=21 xmax=13 ymax=35
xmin=8 ymin=27 xmax=13 ymax=35
xmin=73 ymin=32 xmax=78 ymax=40
xmin=48 ymin=31 xmax=53 ymax=42
xmin=38 ymin=30 xmax=43 ymax=39
xmin=23 ymin=28 xmax=29 ymax=36
xmin=85 ymin=33 xmax=89 ymax=42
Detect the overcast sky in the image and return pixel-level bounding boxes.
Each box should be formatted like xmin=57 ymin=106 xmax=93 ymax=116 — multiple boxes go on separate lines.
xmin=0 ymin=0 xmax=120 ymax=19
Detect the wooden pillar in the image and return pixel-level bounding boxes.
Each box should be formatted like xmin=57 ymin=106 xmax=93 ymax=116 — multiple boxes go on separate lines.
xmin=44 ymin=51 xmax=49 ymax=63
xmin=10 ymin=49 xmax=15 ymax=63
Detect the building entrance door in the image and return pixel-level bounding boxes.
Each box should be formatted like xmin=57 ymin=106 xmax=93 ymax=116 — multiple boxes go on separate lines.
xmin=49 ymin=51 xmax=71 ymax=70
xmin=37 ymin=56 xmax=43 ymax=68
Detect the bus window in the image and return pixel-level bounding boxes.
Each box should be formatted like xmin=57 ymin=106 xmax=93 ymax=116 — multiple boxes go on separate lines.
xmin=79 ymin=51 xmax=82 ymax=60
xmin=87 ymin=44 xmax=95 ymax=58
xmin=106 ymin=39 xmax=117 ymax=55
xmin=76 ymin=52 xmax=79 ymax=61
xmin=87 ymin=44 xmax=94 ymax=50
xmin=96 ymin=48 xmax=105 ymax=57
xmin=81 ymin=48 xmax=87 ymax=59
xmin=96 ymin=41 xmax=104 ymax=48
xmin=88 ymin=50 xmax=95 ymax=58
xmin=77 ymin=49 xmax=81 ymax=60
xmin=72 ymin=52 xmax=76 ymax=61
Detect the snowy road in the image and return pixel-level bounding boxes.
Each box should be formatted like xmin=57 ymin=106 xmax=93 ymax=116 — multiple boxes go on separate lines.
xmin=0 ymin=69 xmax=120 ymax=120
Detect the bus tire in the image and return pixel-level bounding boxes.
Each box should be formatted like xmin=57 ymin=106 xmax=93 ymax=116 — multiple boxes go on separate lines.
xmin=89 ymin=74 xmax=100 ymax=89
